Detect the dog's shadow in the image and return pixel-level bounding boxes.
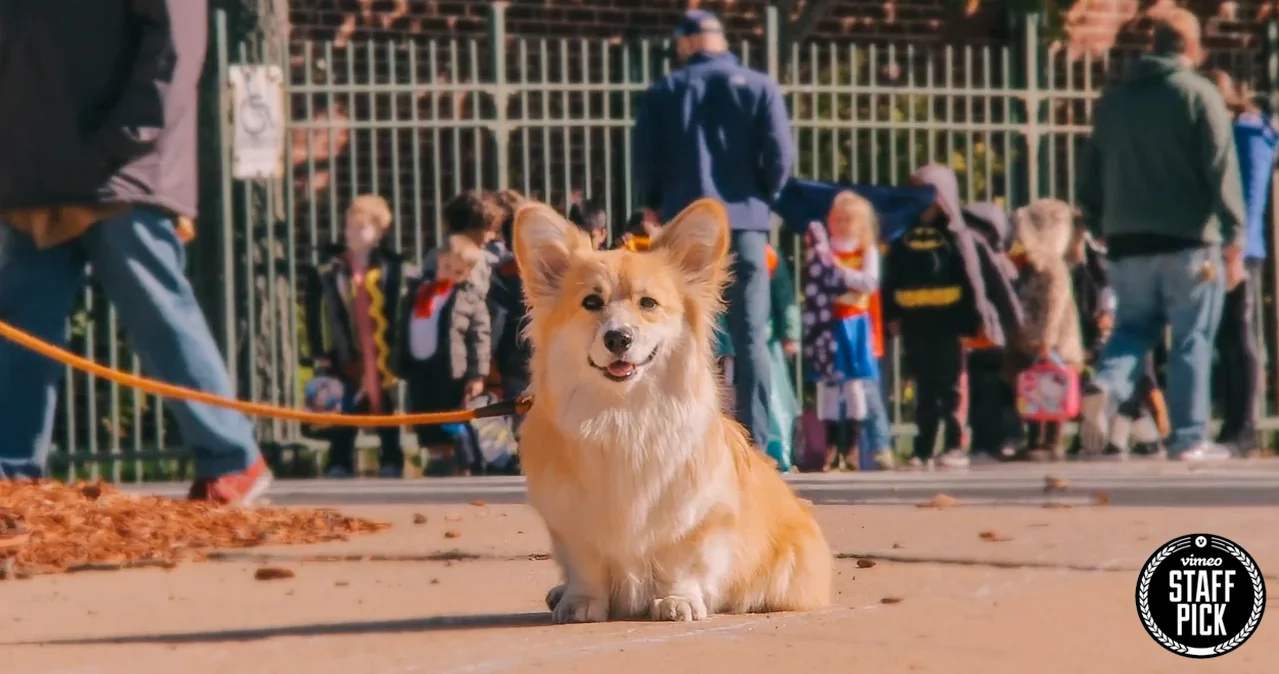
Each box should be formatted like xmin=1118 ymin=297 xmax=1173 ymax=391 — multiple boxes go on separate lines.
xmin=7 ymin=612 xmax=552 ymax=646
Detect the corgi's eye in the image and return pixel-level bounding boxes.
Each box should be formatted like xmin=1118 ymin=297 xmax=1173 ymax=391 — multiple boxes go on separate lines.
xmin=581 ymin=294 xmax=604 ymax=311
xmin=638 ymin=296 xmax=659 ymax=310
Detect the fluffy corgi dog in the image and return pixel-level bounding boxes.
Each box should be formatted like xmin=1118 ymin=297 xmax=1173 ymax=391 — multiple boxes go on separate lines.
xmin=512 ymin=198 xmax=833 ymax=623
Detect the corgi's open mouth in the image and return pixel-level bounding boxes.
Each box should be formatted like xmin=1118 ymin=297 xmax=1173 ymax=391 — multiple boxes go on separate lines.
xmin=589 ymin=349 xmax=658 ymax=382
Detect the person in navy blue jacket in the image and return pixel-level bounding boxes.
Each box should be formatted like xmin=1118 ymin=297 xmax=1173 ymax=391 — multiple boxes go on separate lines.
xmin=1209 ymin=70 xmax=1277 ymax=455
xmin=632 ymin=9 xmax=796 ymax=450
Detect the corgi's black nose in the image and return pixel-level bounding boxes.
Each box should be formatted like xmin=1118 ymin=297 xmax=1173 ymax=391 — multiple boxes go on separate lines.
xmin=603 ymin=328 xmax=633 ymax=355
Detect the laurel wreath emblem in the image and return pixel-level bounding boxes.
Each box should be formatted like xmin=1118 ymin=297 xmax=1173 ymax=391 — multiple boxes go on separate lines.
xmin=1137 ymin=537 xmax=1265 ymax=656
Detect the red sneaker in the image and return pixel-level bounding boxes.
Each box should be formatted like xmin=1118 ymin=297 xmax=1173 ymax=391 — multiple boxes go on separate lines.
xmin=188 ymin=457 xmax=273 ymax=506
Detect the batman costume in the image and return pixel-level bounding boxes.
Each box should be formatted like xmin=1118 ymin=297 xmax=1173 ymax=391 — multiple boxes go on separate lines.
xmin=880 ymin=166 xmax=1014 ymax=465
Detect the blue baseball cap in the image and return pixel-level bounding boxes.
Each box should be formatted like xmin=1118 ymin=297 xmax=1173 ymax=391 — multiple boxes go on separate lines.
xmin=673 ymin=9 xmax=724 ymax=38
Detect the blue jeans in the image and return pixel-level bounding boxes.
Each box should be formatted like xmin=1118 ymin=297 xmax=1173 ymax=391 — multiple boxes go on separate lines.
xmin=854 ymin=368 xmax=895 ymax=470
xmin=1092 ymin=247 xmax=1224 ymax=454
xmin=864 ymin=368 xmax=892 ymax=453
xmin=726 ymin=230 xmax=773 ymax=448
xmin=0 ymin=207 xmax=259 ymax=479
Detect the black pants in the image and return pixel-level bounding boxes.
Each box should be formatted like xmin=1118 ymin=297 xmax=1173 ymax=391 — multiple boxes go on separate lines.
xmin=326 ymin=387 xmax=403 ymax=473
xmin=967 ymin=348 xmax=1020 ymax=455
xmin=1116 ymin=357 xmax=1159 ymax=419
xmin=825 ymin=420 xmax=861 ymax=463
xmin=1215 ymin=261 xmax=1261 ymax=447
xmin=407 ymin=357 xmax=478 ymax=471
xmin=906 ymin=334 xmax=965 ymax=460
xmin=1025 ymin=420 xmax=1063 ymax=452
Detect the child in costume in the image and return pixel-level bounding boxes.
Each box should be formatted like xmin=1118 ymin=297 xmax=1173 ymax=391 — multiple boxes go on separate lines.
xmin=881 ymin=165 xmax=1017 ymax=470
xmin=303 ymin=194 xmax=412 ymax=478
xmin=1006 ymin=199 xmax=1084 ymax=462
xmin=487 ymin=190 xmax=533 ymax=408
xmin=801 ymin=191 xmax=893 ymax=471
xmin=961 ymin=202 xmax=1025 ymax=462
xmin=400 ymin=234 xmax=492 ymax=476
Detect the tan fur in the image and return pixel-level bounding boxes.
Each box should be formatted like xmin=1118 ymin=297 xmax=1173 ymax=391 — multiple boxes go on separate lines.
xmin=512 ymin=198 xmax=833 ymax=623
xmin=1014 ymin=199 xmax=1084 ymax=366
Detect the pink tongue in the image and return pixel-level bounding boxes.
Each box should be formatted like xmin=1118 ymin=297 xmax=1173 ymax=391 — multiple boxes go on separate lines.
xmin=606 ymin=361 xmax=635 ymax=377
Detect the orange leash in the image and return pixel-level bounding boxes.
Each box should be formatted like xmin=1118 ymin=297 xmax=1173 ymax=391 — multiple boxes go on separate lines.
xmin=0 ymin=319 xmax=532 ymax=428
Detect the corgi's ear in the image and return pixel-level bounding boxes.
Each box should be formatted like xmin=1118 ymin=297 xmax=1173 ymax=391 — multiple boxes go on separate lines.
xmin=652 ymin=198 xmax=731 ymax=295
xmin=513 ymin=202 xmax=590 ymax=303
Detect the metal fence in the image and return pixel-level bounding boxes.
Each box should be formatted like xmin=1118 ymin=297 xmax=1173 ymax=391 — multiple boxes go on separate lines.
xmin=44 ymin=6 xmax=1279 ymax=480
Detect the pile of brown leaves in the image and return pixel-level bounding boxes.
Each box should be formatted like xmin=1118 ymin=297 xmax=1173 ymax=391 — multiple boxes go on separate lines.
xmin=0 ymin=480 xmax=390 ymax=578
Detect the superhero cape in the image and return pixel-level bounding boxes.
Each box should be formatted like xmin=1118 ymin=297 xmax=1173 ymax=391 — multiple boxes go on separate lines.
xmin=772 ymin=178 xmax=937 ymax=242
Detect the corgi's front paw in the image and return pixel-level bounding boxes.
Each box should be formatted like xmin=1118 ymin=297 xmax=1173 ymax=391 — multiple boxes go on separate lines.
xmin=551 ymin=593 xmax=609 ymax=624
xmin=545 ymin=584 xmax=566 ymax=611
xmin=651 ymin=595 xmax=709 ymax=622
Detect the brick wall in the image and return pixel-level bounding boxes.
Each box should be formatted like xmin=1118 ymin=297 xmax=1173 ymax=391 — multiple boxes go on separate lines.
xmin=1064 ymin=0 xmax=1267 ymax=59
xmin=289 ymin=1 xmax=978 ymax=45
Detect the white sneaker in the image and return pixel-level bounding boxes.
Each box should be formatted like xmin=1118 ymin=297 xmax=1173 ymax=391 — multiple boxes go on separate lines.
xmin=905 ymin=457 xmax=936 ymax=472
xmin=969 ymin=452 xmax=1002 ymax=466
xmin=1172 ymin=443 xmax=1235 ymax=462
xmin=873 ymin=450 xmax=897 ymax=471
xmin=1078 ymin=388 xmax=1110 ymax=456
xmin=936 ymin=449 xmax=970 ymax=469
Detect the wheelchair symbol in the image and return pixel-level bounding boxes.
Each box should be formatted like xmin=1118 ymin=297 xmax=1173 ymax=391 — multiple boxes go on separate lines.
xmin=237 ymin=71 xmax=275 ymax=137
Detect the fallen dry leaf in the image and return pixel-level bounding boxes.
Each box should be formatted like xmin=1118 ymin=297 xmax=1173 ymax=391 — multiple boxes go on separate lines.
xmin=254 ymin=567 xmax=295 ymax=581
xmin=469 ymin=499 xmax=487 ymax=507
xmin=444 ymin=513 xmax=462 ymax=522
xmin=1092 ymin=491 xmax=1111 ymax=506
xmin=856 ymin=559 xmax=877 ymax=568
xmin=1043 ymin=501 xmax=1074 ymax=509
xmin=443 ymin=530 xmax=462 ymax=539
xmin=979 ymin=530 xmax=1013 ymax=542
xmin=916 ymin=494 xmax=959 ymax=509
xmin=881 ymin=596 xmax=904 ymax=604
xmin=412 ymin=513 xmax=428 ymax=525
xmin=0 ymin=480 xmax=389 ymax=578
xmin=892 ymin=542 xmax=906 ymax=549
xmin=1043 ymin=476 xmax=1069 ymax=492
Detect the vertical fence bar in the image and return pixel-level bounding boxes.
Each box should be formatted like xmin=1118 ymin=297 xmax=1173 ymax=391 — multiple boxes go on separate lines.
xmin=216 ymin=10 xmax=238 ymax=384
xmin=1023 ymin=14 xmax=1041 ymax=202
xmin=490 ymin=2 xmax=511 ymax=191
xmin=107 ymin=307 xmax=121 ymax=482
xmin=282 ymin=47 xmax=300 ymax=442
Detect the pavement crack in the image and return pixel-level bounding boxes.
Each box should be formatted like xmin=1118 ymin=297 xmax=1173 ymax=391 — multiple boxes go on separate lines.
xmin=837 ymin=551 xmax=1279 ymax=578
xmin=206 ymin=549 xmax=1279 ymax=583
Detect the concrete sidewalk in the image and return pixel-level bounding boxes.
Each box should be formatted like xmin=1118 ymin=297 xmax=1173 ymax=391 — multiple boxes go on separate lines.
xmin=2 ymin=504 xmax=1276 ymax=674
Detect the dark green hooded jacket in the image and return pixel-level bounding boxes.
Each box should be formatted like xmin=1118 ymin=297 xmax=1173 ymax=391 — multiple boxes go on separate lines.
xmin=1076 ymin=54 xmax=1246 ymax=250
